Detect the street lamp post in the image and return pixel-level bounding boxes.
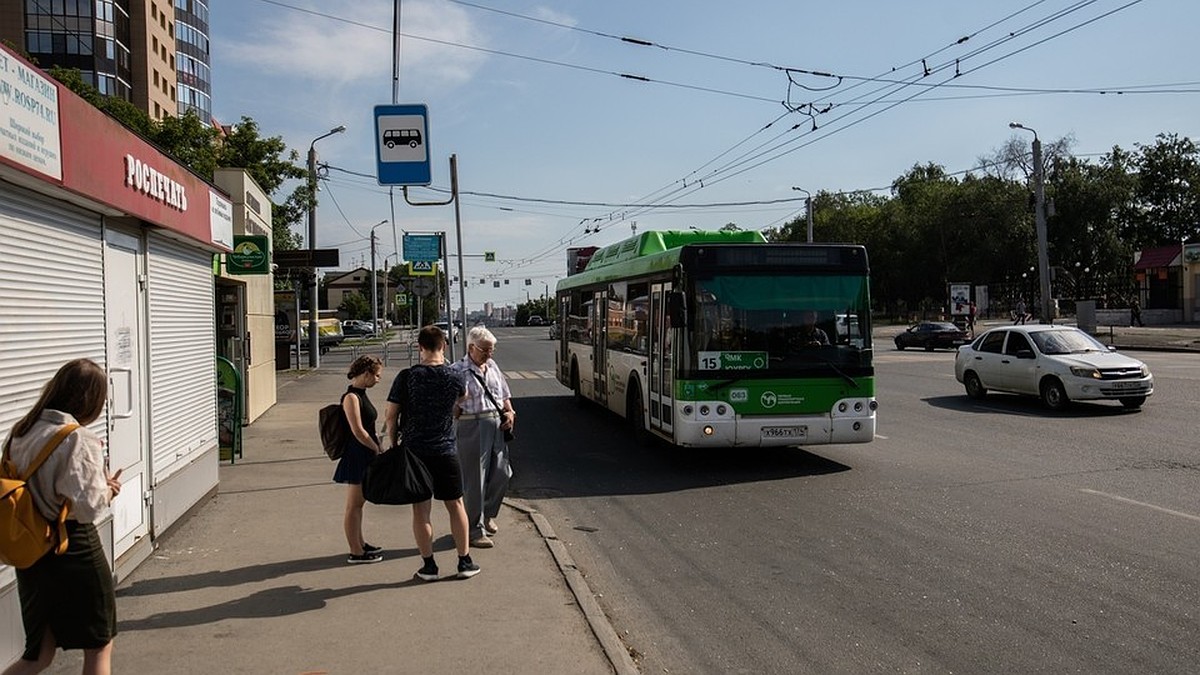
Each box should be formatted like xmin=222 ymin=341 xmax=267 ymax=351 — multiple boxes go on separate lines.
xmin=306 ymin=124 xmax=346 ymax=367
xmin=369 ymin=219 xmax=388 ymax=336
xmin=1009 ymin=122 xmax=1052 ymax=324
xmin=791 ymin=187 xmax=813 ymax=242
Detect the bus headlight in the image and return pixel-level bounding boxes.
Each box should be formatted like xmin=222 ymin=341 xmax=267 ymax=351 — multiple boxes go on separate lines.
xmin=854 ymin=402 xmax=863 ymax=412
xmin=703 ymin=425 xmax=714 ymax=436
xmin=699 ymin=405 xmax=710 ymax=416
xmin=838 ymin=402 xmax=848 ymax=412
xmin=682 ymin=405 xmax=694 ymax=416
xmin=716 ymin=405 xmax=727 ymax=415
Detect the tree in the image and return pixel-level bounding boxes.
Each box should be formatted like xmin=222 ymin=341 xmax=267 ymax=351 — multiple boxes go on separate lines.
xmin=1130 ymin=133 xmax=1200 ymax=246
xmin=339 ymin=292 xmax=370 ymax=320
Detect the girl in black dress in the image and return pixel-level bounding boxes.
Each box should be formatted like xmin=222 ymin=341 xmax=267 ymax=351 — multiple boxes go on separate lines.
xmin=333 ymin=355 xmax=384 ymax=564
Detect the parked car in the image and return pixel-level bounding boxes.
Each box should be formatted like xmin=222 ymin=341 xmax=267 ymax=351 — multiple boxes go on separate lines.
xmin=528 ymin=315 xmax=545 ymax=326
xmin=298 ymin=318 xmax=345 ymax=353
xmin=894 ymin=321 xmax=970 ymax=351
xmin=342 ymin=319 xmax=375 ymax=337
xmin=954 ymin=325 xmax=1153 ymax=410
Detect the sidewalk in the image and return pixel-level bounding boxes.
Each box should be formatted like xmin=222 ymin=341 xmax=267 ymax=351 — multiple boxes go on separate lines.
xmin=49 ymin=367 xmax=620 ymax=674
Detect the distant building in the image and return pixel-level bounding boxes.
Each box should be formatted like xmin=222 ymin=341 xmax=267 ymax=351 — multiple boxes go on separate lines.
xmin=0 ymin=0 xmax=212 ymax=122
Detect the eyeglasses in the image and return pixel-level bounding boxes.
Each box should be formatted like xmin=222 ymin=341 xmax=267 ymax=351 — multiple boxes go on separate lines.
xmin=470 ymin=344 xmax=496 ymax=354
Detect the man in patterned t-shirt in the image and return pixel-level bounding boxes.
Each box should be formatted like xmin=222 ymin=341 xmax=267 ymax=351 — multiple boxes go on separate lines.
xmin=383 ymin=325 xmax=478 ymax=581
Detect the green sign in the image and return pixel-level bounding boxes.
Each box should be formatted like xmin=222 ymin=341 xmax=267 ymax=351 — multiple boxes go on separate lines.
xmin=227 ymin=235 xmax=270 ymax=275
xmin=697 ymin=351 xmax=769 ymax=371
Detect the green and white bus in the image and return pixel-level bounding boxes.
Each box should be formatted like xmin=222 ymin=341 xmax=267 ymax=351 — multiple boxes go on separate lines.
xmin=554 ymin=230 xmax=876 ymax=447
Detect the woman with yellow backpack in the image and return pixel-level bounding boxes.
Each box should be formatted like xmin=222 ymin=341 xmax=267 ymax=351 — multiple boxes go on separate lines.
xmin=1 ymin=359 xmax=122 ymax=675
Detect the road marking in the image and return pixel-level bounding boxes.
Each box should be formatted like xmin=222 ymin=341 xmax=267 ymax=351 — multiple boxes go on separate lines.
xmin=874 ymin=434 xmax=889 ymax=440
xmin=1079 ymin=489 xmax=1200 ymax=523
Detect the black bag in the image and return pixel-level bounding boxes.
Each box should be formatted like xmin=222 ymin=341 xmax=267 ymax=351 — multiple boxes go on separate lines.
xmin=318 ymin=395 xmax=350 ymax=461
xmin=362 ymin=446 xmax=433 ymax=505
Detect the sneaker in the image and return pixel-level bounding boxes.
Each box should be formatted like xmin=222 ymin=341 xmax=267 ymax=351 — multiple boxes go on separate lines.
xmin=470 ymin=535 xmax=494 ymax=548
xmin=347 ymin=552 xmax=383 ymax=565
xmin=414 ymin=560 xmax=439 ymax=582
xmin=457 ymin=556 xmax=481 ymax=579
xmin=484 ymin=518 xmax=499 ymax=535
xmin=362 ymin=543 xmax=382 ymax=556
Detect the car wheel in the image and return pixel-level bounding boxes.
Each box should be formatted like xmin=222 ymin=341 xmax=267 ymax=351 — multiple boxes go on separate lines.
xmin=571 ymin=363 xmax=585 ymax=408
xmin=895 ymin=339 xmax=905 ymax=351
xmin=964 ymin=372 xmax=987 ymax=399
xmin=1119 ymin=396 xmax=1147 ymax=409
xmin=1040 ymin=378 xmax=1069 ymax=410
xmin=924 ymin=342 xmax=934 ymax=352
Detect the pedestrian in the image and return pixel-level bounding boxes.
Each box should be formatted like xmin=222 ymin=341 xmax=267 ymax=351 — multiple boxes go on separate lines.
xmin=1014 ymin=298 xmax=1027 ymax=325
xmin=333 ymin=355 xmax=385 ymax=565
xmin=967 ymin=301 xmax=977 ymax=335
xmin=452 ymin=326 xmax=515 ymax=549
xmin=1 ymin=359 xmax=122 ymax=675
xmin=383 ymin=325 xmax=480 ymax=581
xmin=1130 ymin=298 xmax=1144 ymax=327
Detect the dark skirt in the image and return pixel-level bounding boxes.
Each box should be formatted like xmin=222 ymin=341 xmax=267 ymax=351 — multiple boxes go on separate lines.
xmin=16 ymin=521 xmax=116 ymax=660
xmin=333 ymin=440 xmax=375 ymax=485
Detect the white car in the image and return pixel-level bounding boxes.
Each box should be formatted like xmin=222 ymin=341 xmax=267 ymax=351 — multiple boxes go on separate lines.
xmin=954 ymin=325 xmax=1153 ymax=410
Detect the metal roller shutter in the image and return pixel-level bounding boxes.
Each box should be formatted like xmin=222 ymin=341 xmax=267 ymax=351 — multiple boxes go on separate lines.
xmin=147 ymin=232 xmax=216 ymax=478
xmin=0 ymin=184 xmax=106 ymax=431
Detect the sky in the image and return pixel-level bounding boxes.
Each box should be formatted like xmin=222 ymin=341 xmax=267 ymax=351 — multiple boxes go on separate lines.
xmin=210 ymin=0 xmax=1199 ymax=312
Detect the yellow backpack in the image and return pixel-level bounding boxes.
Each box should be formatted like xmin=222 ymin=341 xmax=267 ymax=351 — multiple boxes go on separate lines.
xmin=0 ymin=424 xmax=77 ymax=569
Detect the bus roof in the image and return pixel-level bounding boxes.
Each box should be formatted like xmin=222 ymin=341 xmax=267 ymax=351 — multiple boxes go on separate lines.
xmin=557 ymin=230 xmax=766 ymax=291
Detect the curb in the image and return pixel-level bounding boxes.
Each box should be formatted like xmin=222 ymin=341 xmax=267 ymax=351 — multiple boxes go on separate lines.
xmin=504 ymin=497 xmax=639 ymax=675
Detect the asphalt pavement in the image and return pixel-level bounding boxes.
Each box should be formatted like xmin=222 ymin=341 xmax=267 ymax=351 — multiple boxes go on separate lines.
xmin=43 ymin=320 xmax=1199 ymax=673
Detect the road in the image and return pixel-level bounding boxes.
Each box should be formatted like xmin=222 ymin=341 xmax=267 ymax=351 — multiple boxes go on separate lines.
xmin=464 ymin=327 xmax=1200 ymax=674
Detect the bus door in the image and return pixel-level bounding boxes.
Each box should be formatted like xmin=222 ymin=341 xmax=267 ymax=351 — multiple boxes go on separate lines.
xmin=649 ymin=282 xmax=674 ymax=436
xmin=591 ymin=290 xmax=608 ymax=406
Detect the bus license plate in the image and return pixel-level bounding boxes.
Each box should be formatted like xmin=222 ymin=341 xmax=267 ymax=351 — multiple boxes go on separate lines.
xmin=761 ymin=425 xmax=806 ymax=439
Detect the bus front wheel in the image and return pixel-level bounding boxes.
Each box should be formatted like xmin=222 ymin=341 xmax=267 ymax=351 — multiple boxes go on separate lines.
xmin=571 ymin=363 xmax=585 ymax=407
xmin=627 ymin=381 xmax=650 ymax=446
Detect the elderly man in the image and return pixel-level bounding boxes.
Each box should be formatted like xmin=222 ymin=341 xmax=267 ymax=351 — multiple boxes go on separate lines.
xmin=451 ymin=326 xmax=515 ymax=548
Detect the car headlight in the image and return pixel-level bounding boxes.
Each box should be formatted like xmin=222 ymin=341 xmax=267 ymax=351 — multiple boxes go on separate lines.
xmin=1140 ymin=365 xmax=1151 ymax=378
xmin=1069 ymin=366 xmax=1101 ymax=379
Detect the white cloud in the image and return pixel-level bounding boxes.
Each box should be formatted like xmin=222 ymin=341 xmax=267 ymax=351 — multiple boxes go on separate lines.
xmin=221 ymin=0 xmax=486 ymax=88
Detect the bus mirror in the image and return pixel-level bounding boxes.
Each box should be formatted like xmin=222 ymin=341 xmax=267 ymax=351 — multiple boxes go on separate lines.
xmin=668 ymin=291 xmax=687 ymax=328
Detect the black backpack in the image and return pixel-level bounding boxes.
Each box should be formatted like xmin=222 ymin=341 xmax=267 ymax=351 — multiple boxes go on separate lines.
xmin=318 ymin=393 xmax=350 ymax=461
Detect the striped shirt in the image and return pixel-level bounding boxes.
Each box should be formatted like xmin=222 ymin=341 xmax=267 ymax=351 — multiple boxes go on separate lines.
xmin=452 ymin=356 xmax=512 ymax=415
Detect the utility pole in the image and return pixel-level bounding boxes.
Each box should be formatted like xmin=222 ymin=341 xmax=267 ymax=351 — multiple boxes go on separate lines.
xmin=1010 ymin=122 xmax=1053 ymax=323
xmin=368 ymin=219 xmax=387 ymax=334
xmin=792 ymin=187 xmax=813 ymax=242
xmin=306 ymin=124 xmax=346 ymax=367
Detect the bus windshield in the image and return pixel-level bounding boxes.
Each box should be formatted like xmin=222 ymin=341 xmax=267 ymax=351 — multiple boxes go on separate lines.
xmin=688 ymin=274 xmax=871 ymax=375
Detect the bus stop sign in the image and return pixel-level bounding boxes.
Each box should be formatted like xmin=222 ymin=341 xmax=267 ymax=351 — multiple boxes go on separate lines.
xmin=375 ymin=104 xmax=431 ymax=186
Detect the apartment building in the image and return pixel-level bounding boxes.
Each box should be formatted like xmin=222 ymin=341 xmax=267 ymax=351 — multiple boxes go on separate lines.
xmin=0 ymin=0 xmax=211 ymax=121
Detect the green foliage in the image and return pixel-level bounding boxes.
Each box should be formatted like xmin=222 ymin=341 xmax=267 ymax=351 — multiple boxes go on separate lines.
xmin=339 ymin=292 xmax=370 ymax=320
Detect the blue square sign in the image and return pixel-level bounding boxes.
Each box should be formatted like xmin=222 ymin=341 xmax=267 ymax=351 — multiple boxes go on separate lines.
xmin=375 ymin=104 xmax=431 ymax=186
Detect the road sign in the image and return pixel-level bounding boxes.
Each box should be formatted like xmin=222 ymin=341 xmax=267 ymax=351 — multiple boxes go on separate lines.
xmin=375 ymin=104 xmax=431 ymax=186
xmin=395 ymin=293 xmax=408 ymax=307
xmin=411 ymin=277 xmax=437 ymax=297
xmin=484 ymin=251 xmax=496 ymax=262
xmin=403 ymin=234 xmax=441 ymax=262
xmin=409 ymin=260 xmax=436 ymax=276
xmin=273 ymin=248 xmax=340 ymax=269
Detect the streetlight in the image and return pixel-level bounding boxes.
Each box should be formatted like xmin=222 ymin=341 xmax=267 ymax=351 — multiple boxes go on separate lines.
xmin=368 ymin=219 xmax=388 ymax=335
xmin=306 ymin=124 xmax=347 ymax=367
xmin=1009 ymin=121 xmax=1052 ymax=324
xmin=791 ymin=187 xmax=813 ymax=243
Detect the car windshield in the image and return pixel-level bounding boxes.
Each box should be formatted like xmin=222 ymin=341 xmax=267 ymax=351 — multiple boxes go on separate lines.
xmin=1031 ymin=329 xmax=1107 ymax=355
xmin=927 ymin=322 xmax=959 ymax=331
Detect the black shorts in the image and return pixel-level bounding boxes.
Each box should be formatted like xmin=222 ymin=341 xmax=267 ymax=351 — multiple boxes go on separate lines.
xmin=417 ymin=452 xmax=464 ymax=501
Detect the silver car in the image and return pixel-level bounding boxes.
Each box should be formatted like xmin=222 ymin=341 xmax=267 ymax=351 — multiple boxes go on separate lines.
xmin=954 ymin=325 xmax=1153 ymax=410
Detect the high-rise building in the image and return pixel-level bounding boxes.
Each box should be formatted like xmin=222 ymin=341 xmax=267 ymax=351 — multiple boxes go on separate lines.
xmin=0 ymin=0 xmax=211 ymax=122
xmin=173 ymin=0 xmax=210 ymax=119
